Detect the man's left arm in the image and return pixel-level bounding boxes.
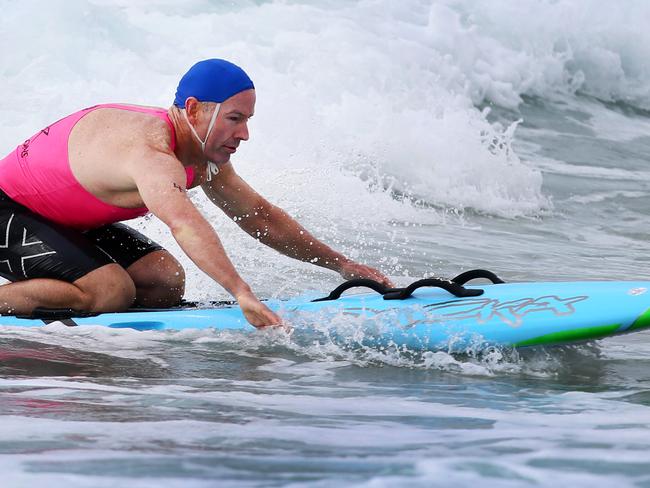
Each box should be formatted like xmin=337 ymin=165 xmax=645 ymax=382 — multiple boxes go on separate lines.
xmin=202 ymin=163 xmax=392 ymax=286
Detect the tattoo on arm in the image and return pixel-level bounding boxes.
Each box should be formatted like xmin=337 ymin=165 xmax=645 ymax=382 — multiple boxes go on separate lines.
xmin=173 ymin=182 xmax=186 ymax=193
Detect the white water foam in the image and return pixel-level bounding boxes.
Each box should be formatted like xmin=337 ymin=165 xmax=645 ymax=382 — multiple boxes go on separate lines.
xmin=3 ymin=1 xmax=649 ymax=220
xmin=0 ymin=0 xmax=547 ymax=223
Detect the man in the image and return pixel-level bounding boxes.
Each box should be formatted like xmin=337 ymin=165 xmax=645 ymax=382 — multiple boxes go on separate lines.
xmin=0 ymin=59 xmax=391 ymax=327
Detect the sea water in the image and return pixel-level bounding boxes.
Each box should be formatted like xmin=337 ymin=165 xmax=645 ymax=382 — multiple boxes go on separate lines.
xmin=1 ymin=1 xmax=650 ymax=486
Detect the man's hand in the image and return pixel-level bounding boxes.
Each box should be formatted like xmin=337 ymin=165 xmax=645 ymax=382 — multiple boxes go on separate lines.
xmin=236 ymin=291 xmax=282 ymax=328
xmin=339 ymin=261 xmax=394 ymax=287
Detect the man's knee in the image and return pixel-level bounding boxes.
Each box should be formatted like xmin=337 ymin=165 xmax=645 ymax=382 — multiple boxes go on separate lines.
xmin=74 ymin=264 xmax=136 ymax=312
xmin=128 ymin=250 xmax=185 ymax=297
xmin=155 ymin=252 xmax=186 ymax=293
xmin=123 ymin=251 xmax=185 ymax=307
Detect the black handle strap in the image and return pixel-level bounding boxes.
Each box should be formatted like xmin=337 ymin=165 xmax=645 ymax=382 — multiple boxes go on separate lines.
xmin=383 ymin=278 xmax=484 ymax=300
xmin=313 ymin=275 xmax=490 ymax=302
xmin=312 ymin=279 xmax=392 ymax=302
xmin=312 ymin=268 xmax=505 ymax=302
xmin=11 ymin=307 xmax=98 ymax=320
xmin=452 ymin=269 xmax=505 ymax=285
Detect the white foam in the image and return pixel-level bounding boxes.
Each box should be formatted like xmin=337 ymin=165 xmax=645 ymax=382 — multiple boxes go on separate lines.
xmin=445 ymin=0 xmax=650 ymax=109
xmin=0 ymin=0 xmax=547 ymax=226
xmin=532 ymin=157 xmax=650 ymax=181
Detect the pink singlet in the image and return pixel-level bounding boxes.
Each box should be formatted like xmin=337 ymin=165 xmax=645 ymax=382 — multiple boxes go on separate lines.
xmin=0 ymin=104 xmax=194 ymax=230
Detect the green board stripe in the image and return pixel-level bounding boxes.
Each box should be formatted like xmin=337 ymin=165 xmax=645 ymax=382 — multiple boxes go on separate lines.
xmin=514 ymin=323 xmax=621 ymax=347
xmin=628 ymin=307 xmax=650 ymax=331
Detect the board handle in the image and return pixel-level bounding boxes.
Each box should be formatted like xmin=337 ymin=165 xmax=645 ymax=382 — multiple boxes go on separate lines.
xmin=383 ymin=278 xmax=484 ymax=300
xmin=452 ymin=269 xmax=505 ymax=285
xmin=312 ymin=275 xmax=488 ymax=302
xmin=12 ymin=307 xmax=97 ymax=320
xmin=312 ymin=279 xmax=392 ymax=302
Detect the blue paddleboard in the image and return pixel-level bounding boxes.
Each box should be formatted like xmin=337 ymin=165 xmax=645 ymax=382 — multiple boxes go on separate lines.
xmin=2 ymin=271 xmax=650 ymax=351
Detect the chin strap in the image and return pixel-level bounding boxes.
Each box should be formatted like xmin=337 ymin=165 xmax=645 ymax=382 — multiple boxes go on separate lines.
xmin=182 ymin=104 xmax=222 ymax=181
xmin=206 ymin=161 xmax=219 ymax=181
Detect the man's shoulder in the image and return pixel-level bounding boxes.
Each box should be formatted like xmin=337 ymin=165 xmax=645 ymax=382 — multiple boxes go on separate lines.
xmin=76 ymin=104 xmax=169 ymax=135
xmin=97 ymin=106 xmax=174 ymax=155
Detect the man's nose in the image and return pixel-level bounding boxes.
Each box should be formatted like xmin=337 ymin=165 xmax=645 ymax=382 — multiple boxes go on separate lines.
xmin=237 ymin=122 xmax=249 ymax=141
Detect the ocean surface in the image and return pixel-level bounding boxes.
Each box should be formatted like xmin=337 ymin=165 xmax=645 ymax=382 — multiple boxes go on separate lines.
xmin=2 ymin=0 xmax=650 ymax=486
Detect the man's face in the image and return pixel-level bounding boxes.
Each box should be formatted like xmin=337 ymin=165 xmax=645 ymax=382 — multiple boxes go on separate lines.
xmin=202 ymin=89 xmax=256 ymax=165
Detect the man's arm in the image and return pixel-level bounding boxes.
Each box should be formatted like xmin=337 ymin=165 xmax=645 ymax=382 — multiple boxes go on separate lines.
xmin=202 ymin=163 xmax=392 ymax=285
xmin=128 ymin=151 xmax=280 ymax=328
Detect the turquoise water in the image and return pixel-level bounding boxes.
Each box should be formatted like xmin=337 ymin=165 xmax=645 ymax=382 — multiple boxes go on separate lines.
xmin=2 ymin=1 xmax=650 ymax=486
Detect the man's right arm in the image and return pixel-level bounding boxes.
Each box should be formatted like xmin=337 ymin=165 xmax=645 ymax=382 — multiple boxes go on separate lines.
xmin=129 ymin=151 xmax=280 ymax=328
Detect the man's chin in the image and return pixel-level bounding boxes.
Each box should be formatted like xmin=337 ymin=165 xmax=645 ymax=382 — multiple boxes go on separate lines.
xmin=208 ymin=153 xmax=230 ymax=166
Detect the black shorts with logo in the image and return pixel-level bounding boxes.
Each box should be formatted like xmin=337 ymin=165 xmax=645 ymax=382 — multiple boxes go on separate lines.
xmin=0 ymin=190 xmax=163 ymax=283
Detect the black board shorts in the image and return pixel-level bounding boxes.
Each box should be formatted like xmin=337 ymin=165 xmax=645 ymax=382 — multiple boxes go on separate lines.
xmin=0 ymin=190 xmax=163 ymax=283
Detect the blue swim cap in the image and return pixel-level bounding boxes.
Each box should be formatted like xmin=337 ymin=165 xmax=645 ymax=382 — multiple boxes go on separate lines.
xmin=173 ymin=59 xmax=255 ymax=107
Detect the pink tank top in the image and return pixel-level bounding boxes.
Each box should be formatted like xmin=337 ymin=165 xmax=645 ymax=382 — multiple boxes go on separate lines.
xmin=0 ymin=104 xmax=194 ymax=230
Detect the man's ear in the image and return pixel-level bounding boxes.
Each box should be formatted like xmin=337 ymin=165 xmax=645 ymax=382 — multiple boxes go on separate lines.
xmin=184 ymin=97 xmax=201 ymax=122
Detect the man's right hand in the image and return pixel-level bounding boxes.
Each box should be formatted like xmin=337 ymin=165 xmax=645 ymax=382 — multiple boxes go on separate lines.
xmin=236 ymin=291 xmax=282 ymax=328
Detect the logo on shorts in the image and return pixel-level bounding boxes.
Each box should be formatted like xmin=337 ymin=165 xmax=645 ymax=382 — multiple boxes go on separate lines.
xmin=0 ymin=214 xmax=56 ymax=278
